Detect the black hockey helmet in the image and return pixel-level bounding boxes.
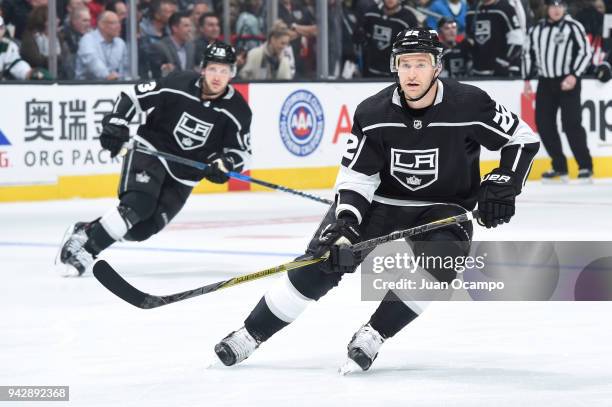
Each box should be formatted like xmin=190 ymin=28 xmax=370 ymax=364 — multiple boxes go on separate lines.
xmin=201 ymin=41 xmax=238 ymax=77
xmin=390 ymin=28 xmax=444 ymax=73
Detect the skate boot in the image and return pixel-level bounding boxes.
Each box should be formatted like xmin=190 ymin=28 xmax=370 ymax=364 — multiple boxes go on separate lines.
xmin=541 ymin=169 xmax=568 ymax=184
xmin=339 ymin=324 xmax=385 ymax=374
xmin=214 ymin=327 xmax=261 ymax=366
xmin=57 ymin=222 xmax=95 ymax=277
xmin=576 ymin=168 xmax=593 ymax=184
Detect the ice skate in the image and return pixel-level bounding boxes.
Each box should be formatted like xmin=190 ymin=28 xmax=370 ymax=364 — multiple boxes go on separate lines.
xmin=339 ymin=324 xmax=385 ymax=374
xmin=576 ymin=169 xmax=593 ymax=184
xmin=214 ymin=327 xmax=260 ymax=366
xmin=56 ymin=222 xmax=94 ymax=277
xmin=541 ymin=170 xmax=568 ymax=184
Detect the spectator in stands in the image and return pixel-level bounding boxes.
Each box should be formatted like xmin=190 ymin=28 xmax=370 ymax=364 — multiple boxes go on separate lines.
xmin=75 ymin=10 xmax=128 ymax=79
xmin=87 ymin=0 xmax=107 ymax=27
xmin=437 ymin=17 xmax=471 ymax=77
xmin=236 ymin=0 xmax=265 ymax=53
xmin=150 ymin=11 xmax=195 ymax=78
xmin=179 ymin=0 xmax=214 ymax=12
xmin=240 ymin=19 xmax=294 ymax=80
xmin=140 ymin=0 xmax=177 ymax=48
xmin=1 ymin=0 xmax=47 ymax=40
xmin=20 ymin=5 xmax=62 ymax=76
xmin=189 ymin=0 xmax=210 ymax=37
xmin=426 ymin=0 xmax=467 ymax=33
xmin=0 ymin=15 xmax=49 ymax=80
xmin=62 ymin=0 xmax=85 ymax=28
xmin=194 ymin=12 xmax=220 ymax=65
xmin=59 ymin=5 xmax=90 ymax=79
xmin=278 ymin=0 xmax=318 ymax=78
xmin=106 ymin=1 xmax=128 ymax=23
xmin=358 ymin=0 xmax=418 ymax=77
xmin=140 ymin=0 xmax=177 ymax=77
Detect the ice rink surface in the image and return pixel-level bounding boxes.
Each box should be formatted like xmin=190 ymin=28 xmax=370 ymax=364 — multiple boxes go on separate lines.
xmin=2 ymin=181 xmax=612 ymax=407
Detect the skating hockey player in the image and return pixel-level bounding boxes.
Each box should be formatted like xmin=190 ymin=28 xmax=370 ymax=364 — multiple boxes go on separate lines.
xmin=214 ymin=28 xmax=539 ymax=372
xmin=57 ymin=42 xmax=252 ymax=276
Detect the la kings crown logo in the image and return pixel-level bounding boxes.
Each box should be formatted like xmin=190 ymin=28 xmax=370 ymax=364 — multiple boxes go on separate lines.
xmin=173 ymin=112 xmax=214 ymax=150
xmin=390 ymin=148 xmax=439 ymax=191
xmin=475 ymin=20 xmax=491 ymax=45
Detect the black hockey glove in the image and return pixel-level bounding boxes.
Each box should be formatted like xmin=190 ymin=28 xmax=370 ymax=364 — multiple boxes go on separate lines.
xmin=314 ymin=212 xmax=361 ymax=274
xmin=100 ymin=115 xmax=130 ymax=158
xmin=477 ymin=168 xmax=517 ymax=228
xmin=203 ymin=154 xmax=233 ymax=184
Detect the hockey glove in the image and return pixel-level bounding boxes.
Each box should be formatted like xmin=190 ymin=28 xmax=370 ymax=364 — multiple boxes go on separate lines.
xmin=595 ymin=62 xmax=611 ymax=83
xmin=100 ymin=115 xmax=130 ymax=157
xmin=477 ymin=168 xmax=517 ymax=228
xmin=314 ymin=212 xmax=361 ymax=274
xmin=203 ymin=154 xmax=233 ymax=184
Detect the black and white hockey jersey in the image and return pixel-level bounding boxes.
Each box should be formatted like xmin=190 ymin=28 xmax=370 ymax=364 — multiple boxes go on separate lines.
xmin=440 ymin=40 xmax=472 ymax=78
xmin=360 ymin=4 xmax=419 ymax=77
xmin=119 ymin=71 xmax=252 ymax=186
xmin=334 ymin=79 xmax=539 ymax=223
xmin=465 ymin=0 xmax=523 ymax=76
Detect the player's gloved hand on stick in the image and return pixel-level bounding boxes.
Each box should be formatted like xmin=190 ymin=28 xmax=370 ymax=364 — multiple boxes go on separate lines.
xmin=314 ymin=212 xmax=361 ymax=274
xmin=203 ymin=154 xmax=233 ymax=184
xmin=477 ymin=167 xmax=517 ymax=228
xmin=100 ymin=115 xmax=130 ymax=157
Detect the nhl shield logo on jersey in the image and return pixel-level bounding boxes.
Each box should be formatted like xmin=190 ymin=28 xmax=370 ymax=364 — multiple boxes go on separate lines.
xmin=390 ymin=148 xmax=439 ymax=191
xmin=279 ymin=89 xmax=324 ymax=156
xmin=173 ymin=112 xmax=214 ymax=150
xmin=475 ymin=20 xmax=491 ymax=45
xmin=413 ymin=120 xmax=422 ymax=129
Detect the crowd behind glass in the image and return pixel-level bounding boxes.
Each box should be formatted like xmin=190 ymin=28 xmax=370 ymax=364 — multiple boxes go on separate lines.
xmin=0 ymin=0 xmax=610 ymax=81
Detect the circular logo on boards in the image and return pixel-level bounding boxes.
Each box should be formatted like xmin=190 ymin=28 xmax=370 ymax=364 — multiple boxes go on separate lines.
xmin=279 ymin=90 xmax=324 ymax=156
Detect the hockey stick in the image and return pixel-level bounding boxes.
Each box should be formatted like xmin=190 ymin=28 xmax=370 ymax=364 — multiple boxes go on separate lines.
xmin=131 ymin=144 xmax=334 ymax=205
xmin=93 ymin=210 xmax=477 ymax=309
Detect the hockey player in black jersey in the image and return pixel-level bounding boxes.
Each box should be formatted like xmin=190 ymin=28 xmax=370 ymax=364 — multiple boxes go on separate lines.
xmin=213 ymin=28 xmax=539 ymax=372
xmin=358 ymin=0 xmax=419 ymax=77
xmin=57 ymin=42 xmax=252 ymax=277
xmin=465 ymin=0 xmax=524 ymax=76
xmin=437 ymin=17 xmax=471 ymax=78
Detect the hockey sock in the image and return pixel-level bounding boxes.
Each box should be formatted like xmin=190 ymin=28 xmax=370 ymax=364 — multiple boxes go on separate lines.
xmin=368 ymin=290 xmax=421 ymax=339
xmin=84 ymin=207 xmax=130 ymax=255
xmin=244 ymin=274 xmax=313 ymax=342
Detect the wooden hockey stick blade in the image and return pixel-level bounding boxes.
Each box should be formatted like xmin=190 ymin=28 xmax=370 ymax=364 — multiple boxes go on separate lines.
xmin=93 ymin=257 xmax=325 ymax=309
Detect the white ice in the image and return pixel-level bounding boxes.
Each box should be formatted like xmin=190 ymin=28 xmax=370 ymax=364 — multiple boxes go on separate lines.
xmin=1 ymin=180 xmax=612 ymax=407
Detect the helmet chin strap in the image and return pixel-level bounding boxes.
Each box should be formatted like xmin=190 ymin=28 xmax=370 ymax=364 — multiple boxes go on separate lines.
xmin=404 ymin=73 xmax=439 ymax=103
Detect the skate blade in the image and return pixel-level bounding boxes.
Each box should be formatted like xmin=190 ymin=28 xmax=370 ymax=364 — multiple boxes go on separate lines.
xmin=338 ymin=359 xmax=362 ymax=376
xmin=542 ymin=177 xmax=568 ymax=185
xmin=575 ymin=178 xmax=593 ymax=185
xmin=203 ymin=353 xmax=222 ymax=369
xmin=55 ymin=264 xmax=81 ymax=278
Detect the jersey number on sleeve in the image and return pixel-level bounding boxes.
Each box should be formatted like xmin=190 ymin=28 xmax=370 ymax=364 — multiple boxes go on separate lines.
xmin=137 ymin=81 xmax=157 ymax=93
xmin=493 ymin=102 xmax=516 ymax=133
xmin=343 ymin=133 xmax=360 ymax=161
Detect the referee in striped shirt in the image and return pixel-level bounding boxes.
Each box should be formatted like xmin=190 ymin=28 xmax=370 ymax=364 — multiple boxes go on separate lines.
xmin=523 ymin=0 xmax=593 ymax=183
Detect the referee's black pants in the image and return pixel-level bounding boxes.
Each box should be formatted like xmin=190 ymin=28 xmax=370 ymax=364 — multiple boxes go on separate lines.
xmin=535 ymin=77 xmax=592 ymax=173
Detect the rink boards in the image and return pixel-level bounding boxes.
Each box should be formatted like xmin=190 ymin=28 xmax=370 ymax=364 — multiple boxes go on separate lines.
xmin=0 ymin=79 xmax=610 ymax=202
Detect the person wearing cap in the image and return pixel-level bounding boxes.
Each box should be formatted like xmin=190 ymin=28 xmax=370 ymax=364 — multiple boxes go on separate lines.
xmin=523 ymin=0 xmax=594 ymax=183
xmin=213 ymin=28 xmax=540 ymax=373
